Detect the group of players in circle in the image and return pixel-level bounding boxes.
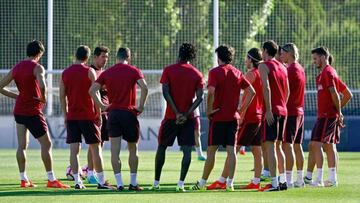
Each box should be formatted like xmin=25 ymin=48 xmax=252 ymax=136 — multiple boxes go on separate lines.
xmin=0 ymin=39 xmax=352 ymax=192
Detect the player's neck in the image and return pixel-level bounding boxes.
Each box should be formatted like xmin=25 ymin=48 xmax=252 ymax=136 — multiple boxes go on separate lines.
xmin=118 ymin=60 xmax=129 ymax=65
xmin=74 ymin=60 xmax=85 ymax=65
xmin=320 ymin=61 xmax=329 ymax=71
xmin=264 ymin=56 xmax=274 ymax=61
xmin=287 ymin=58 xmax=296 ymax=65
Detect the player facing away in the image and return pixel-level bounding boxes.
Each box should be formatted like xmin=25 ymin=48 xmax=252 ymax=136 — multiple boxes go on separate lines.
xmin=192 ymin=45 xmax=255 ymax=192
xmin=0 ymin=40 xmax=69 ymax=188
xmin=258 ymin=40 xmax=290 ymax=192
xmin=86 ymin=46 xmax=110 ymax=184
xmin=306 ymin=47 xmax=352 ymax=187
xmin=194 ymin=107 xmax=207 ymax=161
xmin=207 ymin=48 xmax=263 ymax=190
xmin=279 ymin=43 xmax=306 ymax=188
xmin=150 ymin=43 xmax=205 ymax=192
xmin=89 ymin=47 xmax=148 ymax=191
xmin=60 ymin=45 xmax=113 ymax=190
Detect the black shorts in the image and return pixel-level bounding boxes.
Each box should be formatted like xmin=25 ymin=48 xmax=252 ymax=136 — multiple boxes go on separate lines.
xmin=237 ymin=122 xmax=261 ymax=146
xmin=107 ymin=110 xmax=139 ymax=143
xmin=14 ymin=114 xmax=48 ymax=139
xmin=66 ymin=120 xmax=101 ymax=144
xmin=208 ymin=120 xmax=238 ymax=147
xmin=285 ymin=115 xmax=304 ymax=144
xmin=158 ymin=118 xmax=195 ymax=146
xmin=100 ymin=113 xmax=109 ymax=142
xmin=311 ymin=117 xmax=340 ymax=144
xmin=262 ymin=115 xmax=287 ymax=142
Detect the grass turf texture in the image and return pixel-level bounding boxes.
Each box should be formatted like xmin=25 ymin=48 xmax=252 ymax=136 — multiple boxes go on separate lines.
xmin=0 ymin=149 xmax=359 ymax=202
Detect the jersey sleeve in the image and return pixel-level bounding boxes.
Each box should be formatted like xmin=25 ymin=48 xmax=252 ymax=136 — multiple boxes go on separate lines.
xmin=324 ymin=70 xmax=336 ymax=88
xmin=196 ymin=72 xmax=205 ymax=89
xmin=136 ymin=68 xmax=144 ymax=81
xmin=207 ymin=70 xmax=217 ymax=88
xmin=337 ymin=78 xmax=347 ymax=92
xmin=160 ymin=67 xmax=169 ymax=84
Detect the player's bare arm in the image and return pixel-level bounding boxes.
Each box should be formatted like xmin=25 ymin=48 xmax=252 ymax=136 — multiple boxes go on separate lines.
xmin=206 ymin=86 xmax=220 ymax=119
xmin=285 ymin=78 xmax=290 ymax=103
xmin=238 ymin=84 xmax=255 ymax=125
xmin=259 ymin=63 xmax=274 ymax=125
xmin=185 ymin=87 xmax=203 ymax=118
xmin=329 ymin=86 xmax=343 ymax=126
xmin=0 ymin=69 xmax=18 ymax=99
xmin=162 ymin=83 xmax=184 ymax=124
xmin=88 ymin=68 xmax=102 ymax=117
xmin=34 ymin=64 xmax=47 ymax=103
xmin=59 ymin=75 xmax=67 ymax=124
xmin=89 ymin=82 xmax=107 ymax=111
xmin=340 ymin=87 xmax=353 ymax=108
xmin=136 ymin=78 xmax=149 ymax=114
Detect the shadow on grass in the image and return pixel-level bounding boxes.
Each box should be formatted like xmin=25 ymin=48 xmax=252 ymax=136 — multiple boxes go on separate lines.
xmin=0 ymin=184 xmax=259 ymax=197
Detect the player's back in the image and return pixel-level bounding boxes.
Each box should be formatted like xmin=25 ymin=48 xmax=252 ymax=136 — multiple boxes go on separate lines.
xmin=160 ymin=62 xmax=204 ymax=119
xmin=264 ymin=59 xmax=288 ymax=116
xmin=287 ymin=62 xmax=305 ymax=116
xmin=209 ymin=64 xmax=248 ymax=121
xmin=243 ymin=68 xmax=263 ymax=123
xmin=97 ymin=63 xmax=143 ymax=111
xmin=62 ymin=64 xmax=95 ymax=120
xmin=12 ymin=59 xmax=43 ymax=116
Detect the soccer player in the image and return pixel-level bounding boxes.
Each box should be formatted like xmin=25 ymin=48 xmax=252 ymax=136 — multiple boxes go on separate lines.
xmin=258 ymin=40 xmax=290 ymax=191
xmin=86 ymin=46 xmax=110 ymax=184
xmin=206 ymin=48 xmax=263 ymax=190
xmin=280 ymin=43 xmax=306 ymax=187
xmin=150 ymin=43 xmax=204 ymax=192
xmin=60 ymin=45 xmax=112 ymax=190
xmin=192 ymin=44 xmax=255 ymax=192
xmin=307 ymin=47 xmax=352 ymax=187
xmin=194 ymin=107 xmax=206 ymax=161
xmin=0 ymin=40 xmax=69 ymax=188
xmin=89 ymin=47 xmax=148 ymax=191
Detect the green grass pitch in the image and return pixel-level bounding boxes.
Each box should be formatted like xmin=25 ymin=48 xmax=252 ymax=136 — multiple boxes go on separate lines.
xmin=0 ymin=149 xmax=359 ymax=202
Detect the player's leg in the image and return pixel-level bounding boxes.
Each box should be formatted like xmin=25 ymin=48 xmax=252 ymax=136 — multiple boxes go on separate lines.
xmin=293 ymin=117 xmax=305 ymax=187
xmin=262 ymin=140 xmax=279 ymax=191
xmin=70 ymin=142 xmax=83 ymax=188
xmin=194 ymin=117 xmax=206 ymax=161
xmin=305 ymin=142 xmax=315 ymax=184
xmin=110 ymin=136 xmax=123 ymax=190
xmin=15 ymin=122 xmax=33 ymax=187
xmin=176 ymin=119 xmax=196 ymax=191
xmin=312 ymin=141 xmax=324 ymax=186
xmin=276 ymin=141 xmax=286 ymax=185
xmin=152 ymin=119 xmax=176 ymax=189
xmin=283 ymin=142 xmax=294 ymax=186
xmin=86 ymin=148 xmax=98 ymax=184
xmin=244 ymin=145 xmax=262 ymax=189
xmin=153 ymin=145 xmax=167 ymax=189
xmin=193 ymin=145 xmax=217 ymax=190
xmin=128 ymin=142 xmax=141 ymax=189
xmin=323 ymin=143 xmax=337 ymax=186
xmin=32 ymin=115 xmax=69 ymax=188
xmin=261 ymin=143 xmax=270 ymax=179
xmin=293 ymin=143 xmax=305 ymax=186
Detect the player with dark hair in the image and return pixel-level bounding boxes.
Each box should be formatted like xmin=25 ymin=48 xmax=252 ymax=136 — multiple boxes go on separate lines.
xmin=258 ymin=40 xmax=290 ymax=192
xmin=192 ymin=44 xmax=255 ymax=192
xmin=150 ymin=43 xmax=204 ymax=192
xmin=89 ymin=47 xmax=148 ymax=191
xmin=280 ymin=43 xmax=306 ymax=187
xmin=60 ymin=45 xmax=112 ymax=190
xmin=207 ymin=47 xmax=263 ymax=190
xmin=306 ymin=47 xmax=352 ymax=187
xmin=86 ymin=46 xmax=110 ymax=184
xmin=0 ymin=40 xmax=69 ymax=188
